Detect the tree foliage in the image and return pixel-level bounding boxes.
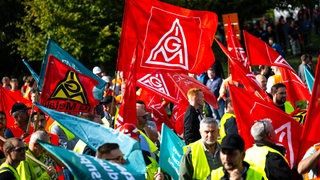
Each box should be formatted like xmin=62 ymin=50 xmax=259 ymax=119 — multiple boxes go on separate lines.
xmin=4 ymin=0 xmax=319 ymax=76
xmin=13 ymin=0 xmax=124 ymax=74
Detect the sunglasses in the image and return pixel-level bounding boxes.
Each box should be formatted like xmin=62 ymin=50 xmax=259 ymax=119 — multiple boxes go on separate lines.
xmin=11 ymin=146 xmax=28 ymax=153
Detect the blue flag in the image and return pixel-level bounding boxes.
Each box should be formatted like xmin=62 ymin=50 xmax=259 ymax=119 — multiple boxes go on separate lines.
xmin=305 ymin=67 xmax=314 ymax=94
xmin=38 ymin=39 xmax=105 ymax=99
xmin=159 ymin=124 xmax=185 ymax=180
xmin=35 ymin=102 xmax=146 ymax=178
xmin=38 ymin=141 xmax=141 ymax=179
xmin=22 ymin=59 xmax=39 ymax=83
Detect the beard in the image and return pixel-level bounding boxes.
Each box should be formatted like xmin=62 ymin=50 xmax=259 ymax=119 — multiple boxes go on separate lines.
xmin=276 ymin=97 xmax=286 ymax=105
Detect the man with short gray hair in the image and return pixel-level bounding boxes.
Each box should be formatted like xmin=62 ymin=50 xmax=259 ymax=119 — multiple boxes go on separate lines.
xmin=180 ymin=117 xmax=222 ymax=179
xmin=244 ymin=118 xmax=292 ymax=179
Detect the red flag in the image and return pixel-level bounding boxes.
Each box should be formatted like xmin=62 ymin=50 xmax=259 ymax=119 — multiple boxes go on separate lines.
xmin=229 ymin=85 xmax=302 ymax=168
xmin=137 ymin=89 xmax=172 ymax=131
xmin=40 ymin=55 xmax=99 ymax=114
xmin=117 ymin=0 xmax=218 ymax=75
xmin=244 ymin=30 xmax=310 ymax=103
xmin=115 ymin=58 xmax=137 ymax=129
xmin=0 ymin=87 xmax=32 ymax=127
xmin=298 ymin=57 xmax=320 ymax=161
xmin=244 ymin=30 xmax=294 ymax=71
xmin=216 ymin=38 xmax=270 ymax=101
xmin=170 ymin=103 xmax=188 ymax=136
xmin=137 ymin=72 xmax=218 ymax=109
xmin=226 ymin=17 xmax=249 ymax=69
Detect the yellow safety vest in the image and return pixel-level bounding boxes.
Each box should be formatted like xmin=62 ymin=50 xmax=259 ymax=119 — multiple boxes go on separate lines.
xmin=244 ymin=145 xmax=288 ymax=180
xmin=145 ymin=156 xmax=159 ymax=180
xmin=139 ymin=130 xmax=158 ymax=153
xmin=219 ymin=112 xmax=236 ymax=143
xmin=183 ymin=140 xmax=210 ymax=179
xmin=210 ymin=165 xmax=264 ymax=179
xmin=49 ymin=121 xmax=75 ymax=141
xmin=284 ymin=101 xmax=294 ymax=114
xmin=73 ymin=139 xmax=87 ymax=154
xmin=0 ymin=163 xmax=20 ymax=180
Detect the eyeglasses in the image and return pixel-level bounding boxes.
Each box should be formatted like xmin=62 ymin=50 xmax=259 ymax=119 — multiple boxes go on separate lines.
xmin=137 ymin=115 xmax=148 ymax=120
xmin=106 ymin=154 xmax=125 ymax=161
xmin=11 ymin=146 xmax=28 ymax=153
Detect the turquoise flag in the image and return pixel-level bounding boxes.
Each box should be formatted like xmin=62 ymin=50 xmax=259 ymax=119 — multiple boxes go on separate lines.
xmin=38 ymin=141 xmax=142 ymax=179
xmin=159 ymin=124 xmax=185 ymax=180
xmin=35 ymin=103 xmax=146 ymax=178
xmin=305 ymin=67 xmax=314 ymax=94
xmin=22 ymin=59 xmax=39 ymax=83
xmin=38 ymin=39 xmax=105 ymax=99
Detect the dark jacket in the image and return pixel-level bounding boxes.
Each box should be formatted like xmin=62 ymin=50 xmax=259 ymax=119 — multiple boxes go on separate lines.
xmin=183 ymin=105 xmax=202 ymax=145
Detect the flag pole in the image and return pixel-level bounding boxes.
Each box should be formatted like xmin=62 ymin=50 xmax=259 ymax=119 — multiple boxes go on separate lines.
xmin=26 ymin=103 xmax=35 ymax=133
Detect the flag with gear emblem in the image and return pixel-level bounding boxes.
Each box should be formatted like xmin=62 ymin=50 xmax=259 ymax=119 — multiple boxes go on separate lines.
xmin=40 ymin=54 xmax=99 ymax=114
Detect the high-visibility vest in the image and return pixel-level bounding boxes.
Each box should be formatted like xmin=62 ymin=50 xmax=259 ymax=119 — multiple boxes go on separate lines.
xmin=183 ymin=140 xmax=210 ymax=179
xmin=284 ymin=101 xmax=294 ymax=114
xmin=49 ymin=121 xmax=75 ymax=141
xmin=0 ymin=163 xmax=20 ymax=180
xmin=219 ymin=112 xmax=236 ymax=142
xmin=244 ymin=145 xmax=288 ymax=180
xmin=210 ymin=165 xmax=264 ymax=179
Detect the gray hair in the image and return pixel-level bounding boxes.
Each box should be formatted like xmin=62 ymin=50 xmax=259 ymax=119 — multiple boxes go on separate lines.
xmin=30 ymin=130 xmax=50 ymax=144
xmin=200 ymin=117 xmax=218 ymax=129
xmin=250 ymin=118 xmax=273 ymax=141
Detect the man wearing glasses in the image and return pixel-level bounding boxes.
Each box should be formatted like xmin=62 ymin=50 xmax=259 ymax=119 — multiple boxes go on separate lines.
xmin=96 ymin=143 xmax=126 ymax=165
xmin=0 ymin=137 xmax=26 ymax=179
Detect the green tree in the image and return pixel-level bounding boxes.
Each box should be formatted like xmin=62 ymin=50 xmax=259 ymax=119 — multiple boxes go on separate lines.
xmin=13 ymin=0 xmax=124 ymax=75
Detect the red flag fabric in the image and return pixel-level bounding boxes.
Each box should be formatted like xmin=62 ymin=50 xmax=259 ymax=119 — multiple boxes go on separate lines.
xmin=216 ymin=39 xmax=271 ymax=101
xmin=115 ymin=58 xmax=137 ymax=129
xmin=0 ymin=86 xmax=32 ymax=127
xmin=226 ymin=18 xmax=249 ymax=69
xmin=40 ymin=55 xmax=99 ymax=114
xmin=136 ymin=72 xmax=218 ymax=109
xmin=137 ymin=89 xmax=172 ymax=131
xmin=117 ymin=0 xmax=218 ymax=75
xmin=229 ymin=85 xmax=302 ymax=168
xmin=169 ymin=102 xmax=188 ymax=136
xmin=298 ymin=57 xmax=320 ymax=161
xmin=244 ymin=30 xmax=310 ymax=103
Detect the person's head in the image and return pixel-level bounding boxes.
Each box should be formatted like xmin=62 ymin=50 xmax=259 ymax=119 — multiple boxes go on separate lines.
xmin=136 ymin=100 xmax=146 ymax=110
xmin=2 ymin=76 xmax=10 ymax=86
xmin=255 ymin=74 xmax=267 ymax=91
xmin=200 ymin=117 xmax=219 ymax=147
xmin=187 ymin=88 xmax=204 ymax=109
xmin=10 ymin=78 xmax=19 ymax=90
xmin=301 ymin=54 xmax=311 ymax=64
xmin=271 ymin=66 xmax=280 ymax=75
xmin=220 ymin=134 xmax=245 ymax=173
xmin=268 ymin=37 xmax=274 ymax=46
xmin=207 ymin=68 xmax=216 ymax=80
xmin=96 ymin=143 xmax=126 ymax=165
xmin=92 ymin=66 xmax=102 ymax=77
xmin=10 ymin=102 xmax=30 ymax=127
xmin=100 ymin=96 xmax=116 ymax=115
xmin=3 ymin=138 xmax=26 ymax=166
xmin=225 ymin=97 xmax=234 ymax=113
xmin=136 ymin=107 xmax=149 ymax=130
xmin=271 ymin=83 xmax=287 ymax=106
xmin=0 ymin=111 xmax=7 ymax=131
xmin=29 ymin=130 xmax=50 ymax=157
xmin=30 ymin=89 xmax=40 ymax=103
xmin=31 ymin=112 xmax=47 ymax=130
xmin=251 ymin=118 xmax=276 ymax=143
xmin=119 ymin=123 xmax=140 ymax=142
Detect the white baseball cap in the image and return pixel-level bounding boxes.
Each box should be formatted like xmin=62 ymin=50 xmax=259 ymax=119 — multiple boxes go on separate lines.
xmin=92 ymin=66 xmax=102 ymax=75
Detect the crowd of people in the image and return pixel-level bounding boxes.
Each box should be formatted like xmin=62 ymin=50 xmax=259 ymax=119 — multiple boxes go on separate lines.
xmin=0 ymin=5 xmax=319 ymax=180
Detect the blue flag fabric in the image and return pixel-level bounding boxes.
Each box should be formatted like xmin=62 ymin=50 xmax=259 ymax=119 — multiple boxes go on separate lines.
xmin=38 ymin=39 xmax=105 ymax=99
xmin=305 ymin=67 xmax=314 ymax=94
xmin=159 ymin=124 xmax=185 ymax=180
xmin=22 ymin=59 xmax=39 ymax=83
xmin=35 ymin=102 xmax=146 ymax=178
xmin=38 ymin=141 xmax=141 ymax=179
